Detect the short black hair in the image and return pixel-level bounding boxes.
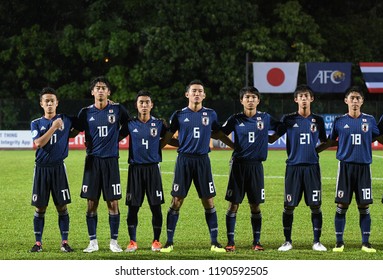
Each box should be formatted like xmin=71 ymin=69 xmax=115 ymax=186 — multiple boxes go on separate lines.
xmin=293 ymin=84 xmax=314 ymax=98
xmin=89 ymin=76 xmax=111 ymax=92
xmin=345 ymin=85 xmax=365 ymax=99
xmin=186 ymin=79 xmax=204 ymax=92
xmin=40 ymin=87 xmax=57 ymax=100
xmin=135 ymin=90 xmax=152 ymax=102
xmin=239 ymin=86 xmax=260 ymax=100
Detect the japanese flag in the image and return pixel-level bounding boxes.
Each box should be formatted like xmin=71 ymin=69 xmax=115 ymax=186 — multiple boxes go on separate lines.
xmin=253 ymin=62 xmax=300 ymax=93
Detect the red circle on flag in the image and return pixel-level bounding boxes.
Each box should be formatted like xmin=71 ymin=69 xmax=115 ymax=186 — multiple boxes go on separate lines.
xmin=267 ymin=68 xmax=285 ymax=86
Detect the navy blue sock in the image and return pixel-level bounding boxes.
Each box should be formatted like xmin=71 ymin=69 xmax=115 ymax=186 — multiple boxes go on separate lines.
xmin=166 ymin=208 xmax=179 ymax=244
xmin=335 ymin=207 xmax=347 ymax=244
xmin=311 ymin=208 xmax=323 ymax=243
xmin=226 ymin=211 xmax=236 ymax=245
xmin=86 ymin=212 xmax=98 ymax=240
xmin=109 ymin=213 xmax=120 ymax=240
xmin=251 ymin=212 xmax=262 ymax=244
xmin=359 ymin=207 xmax=371 ymax=244
xmin=150 ymin=205 xmax=163 ymax=241
xmin=282 ymin=208 xmax=293 ymax=242
xmin=58 ymin=209 xmax=69 ymax=241
xmin=33 ymin=211 xmax=45 ymax=243
xmin=127 ymin=206 xmax=139 ymax=241
xmin=205 ymin=207 xmax=218 ymax=244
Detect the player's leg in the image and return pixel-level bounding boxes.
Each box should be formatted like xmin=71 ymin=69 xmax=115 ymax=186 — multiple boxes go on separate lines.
xmin=356 ymin=164 xmax=375 ymax=252
xmin=250 ymin=203 xmax=264 ymax=251
xmin=225 ymin=203 xmax=238 ymax=251
xmin=31 ymin=206 xmax=46 ymax=252
xmin=125 ymin=205 xmax=139 ymax=252
xmin=160 ymin=196 xmax=184 ymax=253
xmin=83 ymin=199 xmax=100 ymax=253
xmin=107 ymin=199 xmax=123 ymax=252
xmin=305 ymin=164 xmax=326 ymax=251
xmin=149 ymin=204 xmax=163 ymax=251
xmin=278 ymin=165 xmax=300 ymax=251
xmin=56 ymin=204 xmax=73 ymax=252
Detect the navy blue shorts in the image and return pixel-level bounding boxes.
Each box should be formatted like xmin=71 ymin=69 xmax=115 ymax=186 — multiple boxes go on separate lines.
xmin=225 ymin=159 xmax=265 ymax=204
xmin=81 ymin=156 xmax=122 ymax=201
xmin=126 ymin=163 xmax=164 ymax=207
xmin=31 ymin=162 xmax=71 ymax=207
xmin=284 ymin=164 xmax=322 ymax=207
xmin=171 ymin=153 xmax=216 ymax=199
xmin=335 ymin=161 xmax=373 ymax=205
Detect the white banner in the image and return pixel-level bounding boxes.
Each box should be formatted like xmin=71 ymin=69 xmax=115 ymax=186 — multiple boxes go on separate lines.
xmin=0 ymin=130 xmax=33 ymax=149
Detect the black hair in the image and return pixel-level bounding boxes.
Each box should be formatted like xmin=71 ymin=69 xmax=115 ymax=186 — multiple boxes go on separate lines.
xmin=39 ymin=87 xmax=57 ymax=100
xmin=293 ymin=84 xmax=314 ymax=98
xmin=345 ymin=85 xmax=365 ymax=99
xmin=186 ymin=79 xmax=204 ymax=92
xmin=135 ymin=90 xmax=152 ymax=102
xmin=239 ymin=86 xmax=260 ymax=100
xmin=89 ymin=76 xmax=111 ymax=92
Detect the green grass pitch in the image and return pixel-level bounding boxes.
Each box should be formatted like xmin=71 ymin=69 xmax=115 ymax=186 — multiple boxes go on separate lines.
xmin=1 ymin=149 xmax=383 ymax=260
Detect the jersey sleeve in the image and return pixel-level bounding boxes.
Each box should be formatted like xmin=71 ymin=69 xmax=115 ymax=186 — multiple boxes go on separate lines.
xmin=119 ymin=104 xmax=131 ymax=126
xmin=329 ymin=116 xmax=340 ymax=140
xmin=210 ymin=110 xmax=220 ymax=132
xmin=76 ymin=108 xmax=87 ymax=132
xmin=316 ymin=116 xmax=327 ymax=142
xmin=169 ymin=111 xmax=180 ymax=133
xmin=221 ymin=115 xmax=235 ymax=135
xmin=30 ymin=120 xmax=40 ymax=141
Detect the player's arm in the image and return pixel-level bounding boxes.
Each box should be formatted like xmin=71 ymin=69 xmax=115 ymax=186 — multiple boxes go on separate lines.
xmin=34 ymin=118 xmax=63 ymax=148
xmin=160 ymin=131 xmax=177 ymax=148
xmin=211 ymin=130 xmax=234 ymax=149
xmin=316 ymin=138 xmax=337 ymax=153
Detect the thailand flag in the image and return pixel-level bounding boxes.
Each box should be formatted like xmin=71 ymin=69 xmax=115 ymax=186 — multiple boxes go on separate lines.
xmin=253 ymin=62 xmax=299 ymax=93
xmin=359 ymin=62 xmax=383 ymax=93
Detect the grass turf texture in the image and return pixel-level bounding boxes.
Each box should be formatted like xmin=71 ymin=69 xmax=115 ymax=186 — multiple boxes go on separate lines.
xmin=1 ymin=149 xmax=383 ymax=260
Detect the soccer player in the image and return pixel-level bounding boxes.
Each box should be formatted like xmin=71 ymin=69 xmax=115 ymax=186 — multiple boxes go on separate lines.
xmin=120 ymin=90 xmax=174 ymax=252
xmin=30 ymin=87 xmax=79 ymax=252
xmin=317 ymin=86 xmax=380 ymax=253
xmin=160 ymin=79 xmax=233 ymax=253
xmin=77 ymin=76 xmax=130 ymax=253
xmin=221 ymin=86 xmax=282 ymax=252
xmin=274 ymin=85 xmax=327 ymax=252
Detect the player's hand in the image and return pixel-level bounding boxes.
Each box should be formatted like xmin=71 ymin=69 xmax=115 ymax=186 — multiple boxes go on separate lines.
xmin=52 ymin=118 xmax=64 ymax=131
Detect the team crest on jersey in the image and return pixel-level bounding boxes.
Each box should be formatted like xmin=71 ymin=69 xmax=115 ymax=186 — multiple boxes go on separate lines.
xmin=361 ymin=123 xmax=369 ymax=132
xmin=108 ymin=114 xmax=116 ymax=124
xmin=286 ymin=194 xmax=292 ymax=202
xmin=173 ymin=183 xmax=179 ymax=192
xmin=82 ymin=185 xmax=88 ymax=193
xmin=257 ymin=120 xmax=264 ymax=130
xmin=310 ymin=123 xmax=317 ymax=132
xmin=202 ymin=116 xmax=209 ymax=126
xmin=150 ymin=127 xmax=158 ymax=137
xmin=32 ymin=194 xmax=38 ymax=202
xmin=337 ymin=190 xmax=344 ymax=198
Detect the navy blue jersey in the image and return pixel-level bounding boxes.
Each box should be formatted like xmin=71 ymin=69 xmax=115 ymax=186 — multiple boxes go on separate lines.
xmin=77 ymin=102 xmax=130 ymax=158
xmin=31 ymin=114 xmax=77 ymax=165
xmin=169 ymin=107 xmax=220 ymax=155
xmin=330 ymin=113 xmax=380 ymax=164
xmin=279 ymin=113 xmax=327 ymax=165
xmin=125 ymin=116 xmax=167 ymax=164
xmin=221 ymin=111 xmax=281 ymax=161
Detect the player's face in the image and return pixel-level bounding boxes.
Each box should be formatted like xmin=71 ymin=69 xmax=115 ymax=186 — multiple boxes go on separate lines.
xmin=294 ymin=92 xmax=313 ymax=110
xmin=40 ymin=94 xmax=58 ymax=116
xmin=240 ymin=93 xmax=259 ymax=110
xmin=136 ymin=96 xmax=153 ymax=116
xmin=91 ymin=82 xmax=110 ymax=102
xmin=185 ymin=84 xmax=205 ymax=104
xmin=345 ymin=92 xmax=363 ymax=112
